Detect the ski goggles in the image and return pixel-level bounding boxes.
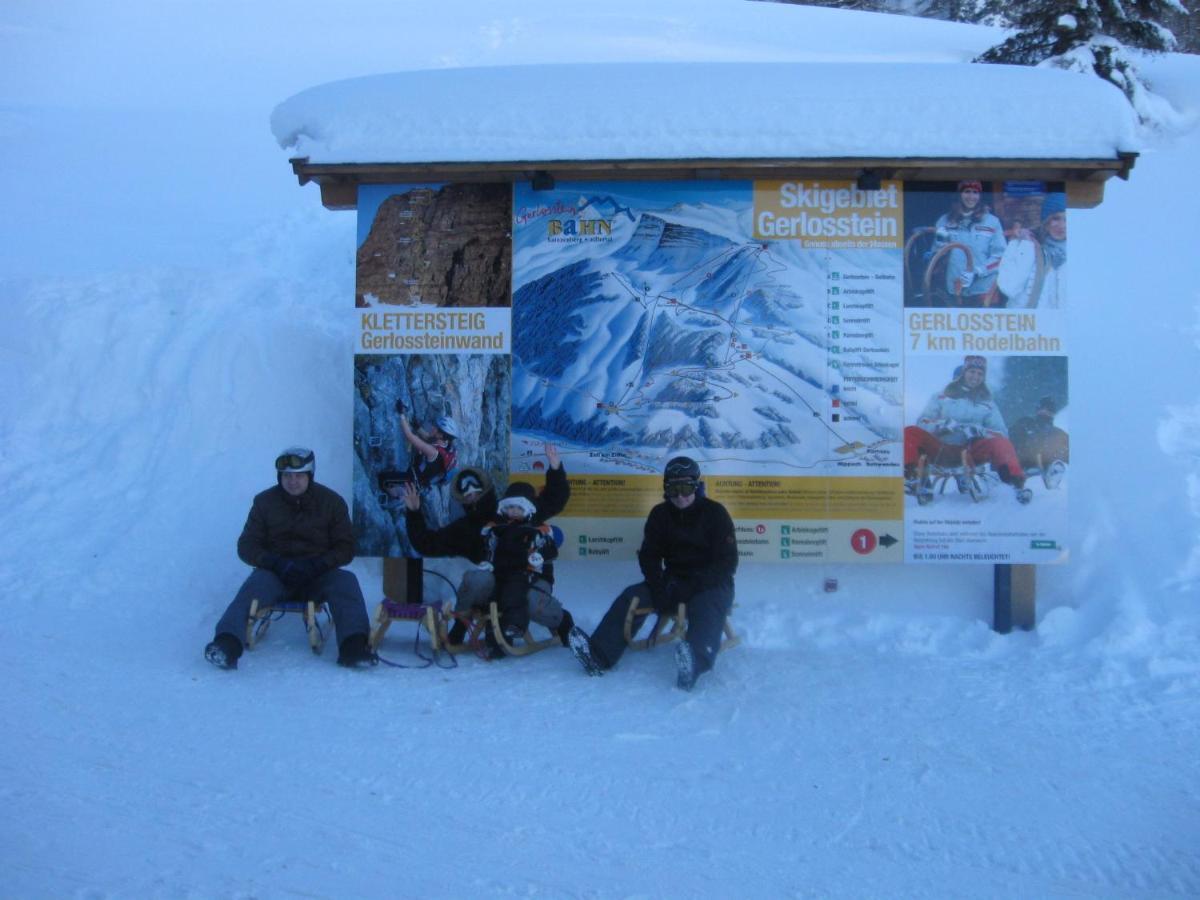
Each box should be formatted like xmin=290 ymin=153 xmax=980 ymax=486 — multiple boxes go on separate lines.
xmin=664 ymin=479 xmax=698 ymax=498
xmin=456 ymin=473 xmax=484 ymax=495
xmin=275 ymin=450 xmax=314 ymax=472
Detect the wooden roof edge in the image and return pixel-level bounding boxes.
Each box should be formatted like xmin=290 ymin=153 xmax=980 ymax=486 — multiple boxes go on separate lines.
xmin=289 ymin=153 xmax=1137 ymax=211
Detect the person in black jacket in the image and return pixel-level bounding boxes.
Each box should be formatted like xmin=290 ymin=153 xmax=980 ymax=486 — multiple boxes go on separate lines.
xmin=569 ymin=456 xmax=738 ymax=690
xmin=204 ymin=447 xmax=374 ymax=670
xmin=402 ymin=443 xmax=575 ymax=648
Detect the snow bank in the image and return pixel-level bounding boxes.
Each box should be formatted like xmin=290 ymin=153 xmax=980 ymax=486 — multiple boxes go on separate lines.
xmin=272 ymin=62 xmax=1138 ymax=163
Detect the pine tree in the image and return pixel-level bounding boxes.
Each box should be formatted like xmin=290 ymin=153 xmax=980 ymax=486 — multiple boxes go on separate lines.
xmin=922 ymin=0 xmax=1009 ymax=25
xmin=975 ymin=0 xmax=1188 ymax=118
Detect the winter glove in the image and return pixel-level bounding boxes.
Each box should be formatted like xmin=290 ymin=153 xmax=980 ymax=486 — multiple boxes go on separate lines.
xmin=270 ymin=555 xmax=302 ymax=586
xmin=933 ymin=420 xmax=972 ymax=444
xmin=290 ymin=556 xmax=331 ymax=587
xmin=269 ymin=556 xmax=328 ymax=589
xmin=648 ymin=583 xmax=670 ymax=614
xmin=651 ymin=577 xmax=683 ymax=614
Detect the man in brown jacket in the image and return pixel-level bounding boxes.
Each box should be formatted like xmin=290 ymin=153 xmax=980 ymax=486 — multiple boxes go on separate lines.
xmin=204 ymin=447 xmax=374 ymax=670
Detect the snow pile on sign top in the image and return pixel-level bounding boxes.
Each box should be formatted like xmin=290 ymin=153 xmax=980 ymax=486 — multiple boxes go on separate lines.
xmin=271 ymin=62 xmax=1138 ymax=164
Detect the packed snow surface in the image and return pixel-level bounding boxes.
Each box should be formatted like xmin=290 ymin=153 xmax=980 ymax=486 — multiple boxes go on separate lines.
xmin=3 ymin=1 xmax=1200 ymax=897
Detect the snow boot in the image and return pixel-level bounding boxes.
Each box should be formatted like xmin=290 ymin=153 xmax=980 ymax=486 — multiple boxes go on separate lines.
xmin=446 ymin=618 xmax=468 ymax=646
xmin=1043 ymin=459 xmax=1066 ymax=490
xmin=675 ymin=641 xmax=697 ymax=692
xmin=905 ymin=465 xmax=934 ymax=505
xmin=555 ymin=609 xmax=576 ymax=647
xmin=204 ymin=632 xmax=242 ymax=670
xmin=484 ymin=629 xmax=506 ymax=660
xmin=568 ymin=627 xmax=604 ymax=676
xmin=916 ymin=476 xmax=934 ymax=505
xmin=337 ymin=633 xmax=378 ymax=668
xmin=485 ymin=625 xmax=523 ymax=660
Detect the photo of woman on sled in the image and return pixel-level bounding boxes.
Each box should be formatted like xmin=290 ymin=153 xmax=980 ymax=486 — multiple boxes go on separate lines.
xmin=904 ymin=354 xmax=1032 ymax=504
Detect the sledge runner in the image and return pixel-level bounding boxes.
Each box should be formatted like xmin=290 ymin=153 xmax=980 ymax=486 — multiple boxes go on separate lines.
xmin=204 ymin=447 xmax=375 ymax=670
xmin=569 ymin=456 xmax=738 ymax=691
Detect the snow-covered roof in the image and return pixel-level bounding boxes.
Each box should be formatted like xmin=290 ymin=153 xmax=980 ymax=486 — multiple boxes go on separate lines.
xmin=271 ymin=61 xmax=1138 ymax=168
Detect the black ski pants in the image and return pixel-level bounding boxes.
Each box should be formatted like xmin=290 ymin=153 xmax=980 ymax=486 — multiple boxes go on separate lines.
xmin=588 ymin=578 xmax=734 ymax=676
xmin=491 ymin=573 xmax=534 ymax=635
xmin=214 ymin=567 xmax=370 ymax=650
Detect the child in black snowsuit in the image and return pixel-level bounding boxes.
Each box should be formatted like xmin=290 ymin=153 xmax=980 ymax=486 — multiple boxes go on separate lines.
xmin=480 ymin=482 xmax=561 ymax=656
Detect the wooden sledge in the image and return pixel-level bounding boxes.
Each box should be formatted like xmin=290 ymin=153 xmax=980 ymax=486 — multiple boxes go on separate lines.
xmin=433 ymin=608 xmax=484 ymax=655
xmin=245 ymin=598 xmax=328 ymax=654
xmin=484 ymin=601 xmax=561 ymax=657
xmin=414 ymin=602 xmax=562 ymax=658
xmin=623 ymin=602 xmax=740 ymax=653
xmin=368 ymin=599 xmax=442 ymax=653
xmin=916 ymin=448 xmax=997 ymax=504
xmin=1037 ymin=452 xmax=1067 ymax=490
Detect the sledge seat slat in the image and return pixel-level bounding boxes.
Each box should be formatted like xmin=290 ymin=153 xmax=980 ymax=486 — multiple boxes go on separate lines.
xmin=624 ymin=601 xmax=740 ymax=652
xmin=246 ymin=598 xmax=328 ymax=655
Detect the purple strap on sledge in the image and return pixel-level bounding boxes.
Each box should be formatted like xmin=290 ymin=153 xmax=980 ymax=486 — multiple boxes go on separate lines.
xmin=383 ymin=599 xmax=441 ymax=620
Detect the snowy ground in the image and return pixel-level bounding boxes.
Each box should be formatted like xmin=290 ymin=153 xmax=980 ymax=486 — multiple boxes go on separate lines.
xmin=3 ymin=2 xmax=1200 ymax=897
xmin=7 ymin=563 xmax=1199 ymax=897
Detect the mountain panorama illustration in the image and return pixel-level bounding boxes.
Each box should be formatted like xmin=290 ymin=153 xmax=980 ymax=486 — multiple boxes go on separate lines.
xmin=511 ymin=205 xmax=903 ymax=476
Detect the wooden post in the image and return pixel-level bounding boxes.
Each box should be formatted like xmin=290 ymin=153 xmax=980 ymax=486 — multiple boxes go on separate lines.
xmin=993 ymin=563 xmax=1036 ymax=633
xmin=382 ymin=557 xmax=423 ymax=604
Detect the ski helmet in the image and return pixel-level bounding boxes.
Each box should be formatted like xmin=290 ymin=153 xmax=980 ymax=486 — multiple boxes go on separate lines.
xmin=663 ymin=456 xmax=701 ymax=496
xmin=435 ymin=415 xmax=460 ymax=439
xmin=275 ymin=446 xmax=315 ymax=479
